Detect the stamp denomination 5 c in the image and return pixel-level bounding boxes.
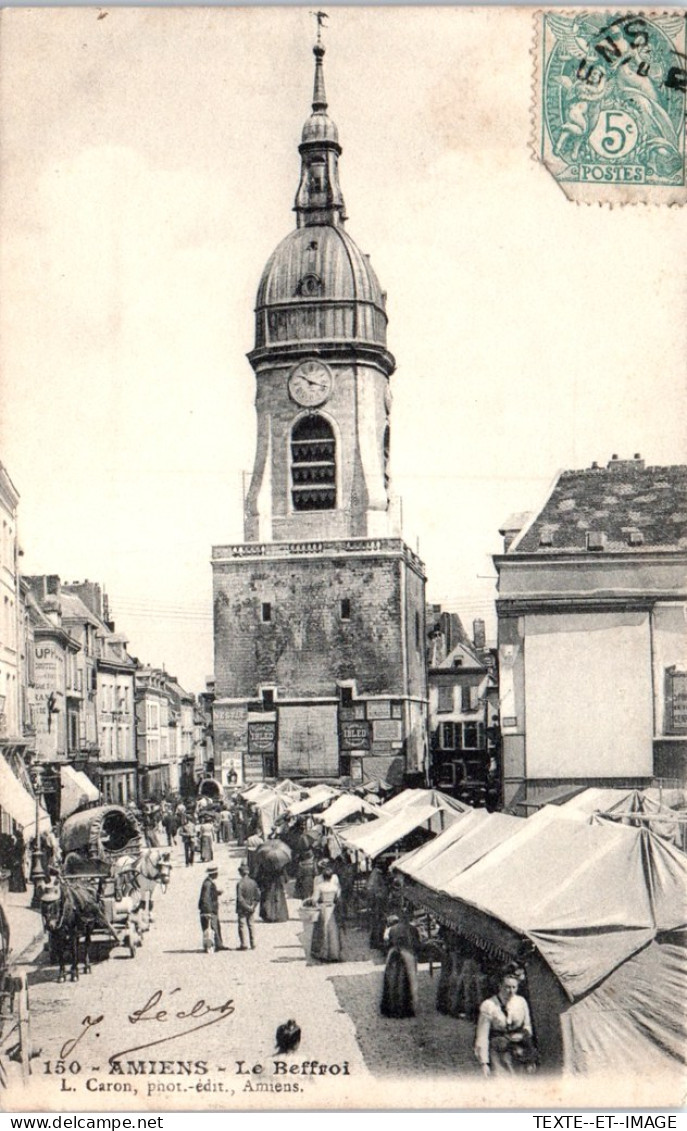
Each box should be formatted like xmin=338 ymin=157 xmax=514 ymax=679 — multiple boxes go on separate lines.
xmin=535 ymin=11 xmax=687 ymax=203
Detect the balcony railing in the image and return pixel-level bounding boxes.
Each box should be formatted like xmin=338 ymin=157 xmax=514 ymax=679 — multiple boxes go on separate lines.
xmin=212 ymin=537 xmax=425 ymax=573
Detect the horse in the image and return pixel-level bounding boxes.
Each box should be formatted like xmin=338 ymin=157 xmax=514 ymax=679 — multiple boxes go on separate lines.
xmin=113 ymin=849 xmax=172 ymax=932
xmin=40 ymin=876 xmax=116 ymax=983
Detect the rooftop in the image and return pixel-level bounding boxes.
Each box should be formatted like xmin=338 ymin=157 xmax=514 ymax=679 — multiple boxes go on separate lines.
xmin=510 ymin=456 xmax=687 ymax=554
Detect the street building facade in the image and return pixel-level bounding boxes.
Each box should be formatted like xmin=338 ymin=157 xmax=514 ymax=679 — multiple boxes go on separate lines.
xmin=427 ymin=611 xmax=500 ymax=806
xmin=135 ymin=667 xmax=171 ymax=801
xmin=212 ymin=38 xmax=427 ymax=786
xmin=24 ymin=576 xmax=138 ymax=811
xmin=494 ymin=455 xmax=687 ymax=808
xmin=0 ymin=465 xmax=46 ymax=838
xmin=0 ymin=464 xmax=24 ymax=760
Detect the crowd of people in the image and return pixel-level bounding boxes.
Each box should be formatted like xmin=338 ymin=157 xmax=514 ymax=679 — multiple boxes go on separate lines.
xmin=141 ymin=787 xmax=538 ymax=1077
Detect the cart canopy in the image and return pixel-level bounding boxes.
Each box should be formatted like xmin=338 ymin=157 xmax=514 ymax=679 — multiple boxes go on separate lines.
xmin=61 ymin=805 xmax=144 ymax=863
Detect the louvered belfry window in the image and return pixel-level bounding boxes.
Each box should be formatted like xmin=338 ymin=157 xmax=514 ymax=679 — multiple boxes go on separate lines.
xmin=291 ymin=415 xmax=336 ymax=510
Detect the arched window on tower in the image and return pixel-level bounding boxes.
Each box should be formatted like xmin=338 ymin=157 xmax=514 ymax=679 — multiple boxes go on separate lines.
xmin=291 ymin=415 xmax=336 ymax=511
xmin=383 ymin=424 xmax=390 ymax=492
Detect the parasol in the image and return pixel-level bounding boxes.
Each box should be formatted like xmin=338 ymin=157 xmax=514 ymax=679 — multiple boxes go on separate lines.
xmin=253 ymin=839 xmax=292 ymax=873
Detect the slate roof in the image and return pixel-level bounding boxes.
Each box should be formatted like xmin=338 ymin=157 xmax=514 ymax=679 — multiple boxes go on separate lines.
xmin=59 ymin=591 xmax=103 ymax=627
xmin=511 ymin=459 xmax=687 ymax=554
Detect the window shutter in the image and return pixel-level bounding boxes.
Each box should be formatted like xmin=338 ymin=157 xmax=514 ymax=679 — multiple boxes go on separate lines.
xmin=437 ymin=685 xmax=453 ymax=713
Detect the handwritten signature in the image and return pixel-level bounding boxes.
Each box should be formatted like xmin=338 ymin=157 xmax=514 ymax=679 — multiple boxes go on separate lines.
xmin=59 ymin=988 xmax=235 ymax=1065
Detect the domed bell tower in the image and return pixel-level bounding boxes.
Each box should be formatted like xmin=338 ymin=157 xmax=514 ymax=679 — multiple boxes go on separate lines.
xmin=244 ymin=33 xmax=397 ymax=542
xmin=212 ymin=24 xmax=427 ymax=787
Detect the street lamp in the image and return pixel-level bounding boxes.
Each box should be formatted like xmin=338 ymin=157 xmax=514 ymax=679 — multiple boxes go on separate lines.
xmin=29 ymin=764 xmax=46 ymax=908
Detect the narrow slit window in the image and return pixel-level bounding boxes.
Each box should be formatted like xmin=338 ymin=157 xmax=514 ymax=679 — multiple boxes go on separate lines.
xmin=261 ymin=602 xmax=272 ymax=622
xmin=341 ymin=598 xmax=351 ymax=620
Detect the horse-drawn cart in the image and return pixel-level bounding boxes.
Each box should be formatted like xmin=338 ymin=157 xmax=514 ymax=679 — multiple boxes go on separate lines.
xmin=41 ymin=809 xmax=171 ymax=980
xmin=61 ymin=805 xmax=145 ymax=876
xmin=40 ymin=806 xmax=150 ymax=980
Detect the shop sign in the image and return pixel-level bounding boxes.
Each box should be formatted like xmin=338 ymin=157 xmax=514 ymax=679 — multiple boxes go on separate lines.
xmin=372 ymin=719 xmax=402 ymax=743
xmin=666 ymin=669 xmax=687 ymax=735
xmin=366 ymin=701 xmax=391 ymax=720
xmin=348 ymin=757 xmax=364 ymax=783
xmin=248 ymin=721 xmax=277 ymax=753
xmin=340 ymin=721 xmax=370 ymax=750
xmin=339 ymin=705 xmax=365 ymax=722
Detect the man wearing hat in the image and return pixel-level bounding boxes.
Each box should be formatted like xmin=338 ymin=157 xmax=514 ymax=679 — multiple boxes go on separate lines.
xmin=235 ymin=863 xmax=260 ymax=950
xmin=198 ymin=866 xmax=225 ymax=952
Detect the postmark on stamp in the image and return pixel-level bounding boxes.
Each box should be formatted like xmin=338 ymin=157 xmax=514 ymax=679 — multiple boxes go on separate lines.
xmin=535 ymin=11 xmax=687 ymax=203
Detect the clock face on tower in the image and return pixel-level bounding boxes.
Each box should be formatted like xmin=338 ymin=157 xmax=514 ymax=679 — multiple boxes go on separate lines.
xmin=287 ymin=360 xmax=333 ymax=407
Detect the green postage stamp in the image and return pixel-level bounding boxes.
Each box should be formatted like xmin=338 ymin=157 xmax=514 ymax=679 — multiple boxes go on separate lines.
xmin=536 ymin=11 xmax=687 ymax=203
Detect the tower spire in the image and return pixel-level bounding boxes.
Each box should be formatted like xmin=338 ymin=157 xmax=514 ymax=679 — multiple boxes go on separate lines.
xmin=295 ymin=12 xmax=346 ymax=228
xmin=311 ymin=11 xmax=328 ymax=110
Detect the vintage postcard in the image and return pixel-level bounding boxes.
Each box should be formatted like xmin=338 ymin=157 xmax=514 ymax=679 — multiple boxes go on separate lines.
xmin=0 ymin=4 xmax=686 ymax=1116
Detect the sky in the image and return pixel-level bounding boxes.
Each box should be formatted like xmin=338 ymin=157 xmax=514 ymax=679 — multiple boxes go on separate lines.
xmin=2 ymin=6 xmax=685 ymax=694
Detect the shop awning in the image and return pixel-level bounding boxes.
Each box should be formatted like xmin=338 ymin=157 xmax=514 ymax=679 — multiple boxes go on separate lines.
xmin=0 ymin=755 xmax=51 ymax=835
xmin=60 ymin=765 xmax=100 ymax=818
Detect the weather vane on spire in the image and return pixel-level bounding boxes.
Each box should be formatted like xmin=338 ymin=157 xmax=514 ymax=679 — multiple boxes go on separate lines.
xmin=310 ymin=10 xmax=329 ymax=47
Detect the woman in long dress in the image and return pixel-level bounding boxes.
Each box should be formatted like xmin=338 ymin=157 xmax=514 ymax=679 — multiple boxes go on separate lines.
xmin=380 ymin=914 xmax=420 ymax=1018
xmin=310 ymin=866 xmax=342 ymax=963
xmin=258 ymin=864 xmax=289 ymax=922
xmin=295 ymin=849 xmax=316 ymax=900
xmin=199 ymin=819 xmax=214 ymax=863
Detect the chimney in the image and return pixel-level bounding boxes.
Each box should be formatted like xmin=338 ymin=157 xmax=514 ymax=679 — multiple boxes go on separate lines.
xmin=64 ymin=580 xmax=103 ymax=619
xmin=607 ymin=453 xmax=645 ymax=472
xmin=498 ymin=512 xmax=531 ymax=553
xmin=473 ymin=619 xmax=486 ymax=651
xmin=24 ymin=575 xmax=61 ymax=601
xmin=42 ymin=595 xmax=62 ymax=627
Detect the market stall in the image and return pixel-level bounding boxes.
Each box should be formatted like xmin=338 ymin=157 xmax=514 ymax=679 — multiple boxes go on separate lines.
xmin=399 ymin=806 xmax=687 ymax=1074
xmin=286 ymin=785 xmax=340 ymax=817
xmin=315 ymin=793 xmax=381 ymax=829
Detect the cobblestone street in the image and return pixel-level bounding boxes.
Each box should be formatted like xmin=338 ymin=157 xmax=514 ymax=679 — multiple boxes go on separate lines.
xmin=10 ymin=843 xmax=479 ymax=1110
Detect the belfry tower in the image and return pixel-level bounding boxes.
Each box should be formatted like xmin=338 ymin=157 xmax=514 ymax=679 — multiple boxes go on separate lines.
xmin=212 ymin=28 xmax=427 ymax=784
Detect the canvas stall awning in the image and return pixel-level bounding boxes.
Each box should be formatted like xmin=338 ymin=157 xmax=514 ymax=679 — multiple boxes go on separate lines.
xmin=441 ymin=811 xmax=687 ymax=1000
xmin=60 ymin=765 xmax=99 ymax=818
xmin=286 ymin=784 xmax=339 ymax=817
xmin=0 ymin=754 xmax=51 ymax=835
xmin=245 ymin=785 xmax=279 ymax=807
xmin=561 ymin=936 xmax=687 ymax=1074
xmin=560 ymin=787 xmax=687 ymax=851
xmin=274 ymin=779 xmax=302 ymax=796
xmin=398 ymin=804 xmax=687 ymax=1074
xmin=251 ymin=788 xmax=290 ymax=835
xmin=339 ymin=801 xmax=452 ymax=859
xmin=396 ymin=810 xmax=522 ymax=889
xmin=378 ymin=788 xmax=429 ymax=815
xmin=315 ymin=793 xmax=381 ymax=828
xmin=379 ymin=787 xmax=471 ymax=820
xmin=240 ymin=783 xmax=264 ymax=798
